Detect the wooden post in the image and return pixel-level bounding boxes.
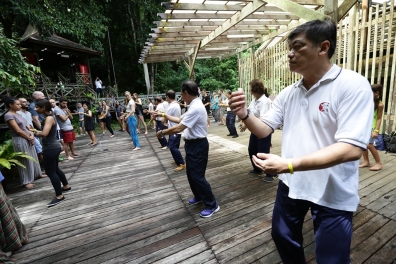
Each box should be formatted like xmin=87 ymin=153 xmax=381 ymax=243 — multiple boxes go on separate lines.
xmin=251 ymin=47 xmax=256 ymax=79
xmin=238 ymin=52 xmax=242 ymax=89
xmin=324 ymin=0 xmax=338 ymax=22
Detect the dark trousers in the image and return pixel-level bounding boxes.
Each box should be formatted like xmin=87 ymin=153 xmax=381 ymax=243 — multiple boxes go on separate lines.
xmin=226 ymin=111 xmax=237 ymax=136
xmin=249 ymin=133 xmax=273 ymax=175
xmin=96 ymin=88 xmax=103 ymax=97
xmin=185 ymin=138 xmax=216 ymax=209
xmin=168 ymin=134 xmax=184 ymax=165
xmin=105 ymin=115 xmax=114 ymax=135
xmin=272 ymin=181 xmax=353 ymax=264
xmin=43 ymin=148 xmax=68 ymax=196
xmin=156 ymin=120 xmax=168 ymax=147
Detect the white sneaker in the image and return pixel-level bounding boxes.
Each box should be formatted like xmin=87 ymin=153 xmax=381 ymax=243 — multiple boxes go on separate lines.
xmin=161 ymin=146 xmax=168 ymax=150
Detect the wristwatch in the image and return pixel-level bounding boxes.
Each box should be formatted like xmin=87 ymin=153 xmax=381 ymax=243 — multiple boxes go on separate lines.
xmin=241 ymin=109 xmax=250 ymax=121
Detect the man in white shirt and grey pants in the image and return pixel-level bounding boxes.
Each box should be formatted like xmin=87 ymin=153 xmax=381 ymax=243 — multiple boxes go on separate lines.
xmin=155 ymin=80 xmax=219 ymax=218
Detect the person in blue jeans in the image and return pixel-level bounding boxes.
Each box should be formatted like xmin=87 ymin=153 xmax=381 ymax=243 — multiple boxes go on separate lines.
xmin=222 ymin=90 xmax=238 ymax=138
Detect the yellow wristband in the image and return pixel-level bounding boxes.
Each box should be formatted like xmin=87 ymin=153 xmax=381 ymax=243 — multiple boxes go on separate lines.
xmin=162 ymin=113 xmax=165 ymax=117
xmin=288 ymin=159 xmax=294 ymax=174
xmin=373 ymin=129 xmax=379 ymax=133
xmin=33 ymin=129 xmax=37 ymax=133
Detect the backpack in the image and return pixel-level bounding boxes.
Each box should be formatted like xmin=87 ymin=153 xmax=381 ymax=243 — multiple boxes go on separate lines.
xmin=383 ymin=131 xmax=396 ymax=153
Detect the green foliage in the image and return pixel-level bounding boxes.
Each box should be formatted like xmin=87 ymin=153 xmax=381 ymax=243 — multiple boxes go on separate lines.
xmin=0 ymin=140 xmax=38 ymax=170
xmin=0 ymin=33 xmax=40 ymax=93
xmin=195 ymin=56 xmax=239 ymax=92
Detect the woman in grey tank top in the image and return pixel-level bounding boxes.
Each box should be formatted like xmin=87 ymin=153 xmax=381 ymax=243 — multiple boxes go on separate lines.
xmin=31 ymin=99 xmax=71 ymax=207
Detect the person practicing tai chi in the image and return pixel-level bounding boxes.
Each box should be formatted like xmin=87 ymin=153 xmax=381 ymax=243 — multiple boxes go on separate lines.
xmin=359 ymin=84 xmax=384 ymax=171
xmin=154 ymin=80 xmax=219 ymax=218
xmin=229 ymin=19 xmax=373 ymax=263
xmin=148 ymin=90 xmax=186 ymax=171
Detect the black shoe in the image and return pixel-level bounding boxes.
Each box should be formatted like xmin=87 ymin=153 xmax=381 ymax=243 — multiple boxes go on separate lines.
xmin=47 ymin=196 xmax=65 ymax=207
xmin=227 ymin=134 xmax=233 ymax=136
xmin=263 ymin=176 xmax=274 ymax=182
xmin=62 ymin=187 xmax=72 ymax=193
xmin=248 ymin=170 xmax=262 ymax=175
xmin=232 ymin=134 xmax=239 ymax=138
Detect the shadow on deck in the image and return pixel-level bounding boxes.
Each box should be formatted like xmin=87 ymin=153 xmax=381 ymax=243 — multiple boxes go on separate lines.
xmin=7 ymin=122 xmax=396 ymax=263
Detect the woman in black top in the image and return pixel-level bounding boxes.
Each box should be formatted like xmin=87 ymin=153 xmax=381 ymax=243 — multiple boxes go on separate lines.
xmin=96 ymin=101 xmax=106 ymax=134
xmin=82 ymin=103 xmax=97 ymax=146
xmin=102 ymin=100 xmax=115 ymax=137
xmin=133 ymin=93 xmax=148 ymax=134
xmin=115 ymin=100 xmax=124 ymax=131
xmin=32 ymin=99 xmax=71 ymax=207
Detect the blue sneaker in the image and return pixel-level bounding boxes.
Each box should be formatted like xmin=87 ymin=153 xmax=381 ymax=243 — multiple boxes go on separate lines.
xmin=200 ymin=205 xmax=220 ymax=218
xmin=188 ymin=197 xmax=202 ymax=205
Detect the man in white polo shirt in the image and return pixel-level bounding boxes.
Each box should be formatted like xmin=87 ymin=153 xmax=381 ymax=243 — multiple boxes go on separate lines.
xmin=164 ymin=89 xmax=186 ymax=171
xmin=155 ymin=80 xmax=219 ymax=218
xmin=229 ymin=19 xmax=373 ymax=263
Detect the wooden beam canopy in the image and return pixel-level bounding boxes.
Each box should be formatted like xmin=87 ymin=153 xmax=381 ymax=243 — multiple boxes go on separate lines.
xmin=139 ymin=0 xmax=338 ymax=64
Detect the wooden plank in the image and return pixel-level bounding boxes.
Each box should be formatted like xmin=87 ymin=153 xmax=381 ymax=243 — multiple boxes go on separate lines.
xmin=350 ymin=218 xmax=396 ymax=263
xmin=364 ymin=233 xmax=396 ymax=263
xmin=266 ymin=0 xmax=328 ymax=21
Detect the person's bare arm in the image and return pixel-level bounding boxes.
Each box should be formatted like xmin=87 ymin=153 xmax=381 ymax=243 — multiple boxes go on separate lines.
xmin=32 ymin=115 xmax=41 ymax=129
xmin=229 ymin=91 xmax=272 ymax=138
xmin=154 ymin=112 xmax=181 ymax=124
xmin=156 ymin=123 xmax=187 ymax=138
xmin=7 ymin=119 xmax=33 ymax=140
xmin=33 ymin=116 xmax=55 ymax=137
xmin=252 ymin=142 xmax=363 ymax=175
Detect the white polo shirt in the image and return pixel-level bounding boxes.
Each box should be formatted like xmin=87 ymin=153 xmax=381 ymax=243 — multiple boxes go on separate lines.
xmin=248 ymin=94 xmax=271 ymax=118
xmin=166 ymin=101 xmax=181 ymax=131
xmin=262 ymin=64 xmax=373 ymax=212
xmin=181 ymin=97 xmax=207 ymax=140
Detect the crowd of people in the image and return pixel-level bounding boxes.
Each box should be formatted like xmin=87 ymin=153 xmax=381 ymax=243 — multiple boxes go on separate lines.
xmin=0 ymin=18 xmax=387 ymax=263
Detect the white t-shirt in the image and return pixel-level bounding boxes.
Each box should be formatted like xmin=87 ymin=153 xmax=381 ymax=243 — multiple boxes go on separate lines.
xmin=162 ymin=101 xmax=169 ymax=112
xmin=16 ymin=110 xmax=33 ymax=127
xmin=181 ymin=97 xmax=207 ymax=140
xmin=166 ymin=101 xmax=181 ymax=130
xmin=248 ymin=94 xmax=271 ymax=118
xmin=156 ymin=103 xmax=165 ymax=121
xmin=261 ymin=65 xmax=373 ymax=212
xmin=125 ymin=99 xmax=135 ymax=113
xmin=95 ymin=79 xmax=102 ymax=88
xmin=148 ymin=102 xmax=154 ymax=112
xmin=224 ymin=98 xmax=231 ymax=111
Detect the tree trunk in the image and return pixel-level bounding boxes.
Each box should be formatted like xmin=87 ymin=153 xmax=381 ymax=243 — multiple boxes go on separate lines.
xmin=126 ymin=0 xmax=138 ymax=57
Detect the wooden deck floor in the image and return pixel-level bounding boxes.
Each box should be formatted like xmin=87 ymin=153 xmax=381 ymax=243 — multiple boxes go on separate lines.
xmin=7 ymin=122 xmax=396 ymax=263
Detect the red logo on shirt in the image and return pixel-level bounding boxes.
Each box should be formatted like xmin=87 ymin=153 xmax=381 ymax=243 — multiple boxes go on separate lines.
xmin=319 ymin=102 xmax=330 ymax=113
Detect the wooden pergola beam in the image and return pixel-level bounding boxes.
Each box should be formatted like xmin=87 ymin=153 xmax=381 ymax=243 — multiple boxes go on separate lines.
xmin=154 ymin=20 xmax=292 ymax=27
xmin=161 ymin=2 xmax=284 ymax=12
xmin=338 ymin=0 xmax=358 ymax=20
xmin=264 ymin=0 xmax=328 ymax=21
xmin=149 ymin=32 xmax=264 ymax=38
xmin=200 ymin=0 xmax=267 ymax=48
xmin=157 ymin=13 xmax=299 ymax=20
xmin=152 ymin=25 xmax=274 ymax=33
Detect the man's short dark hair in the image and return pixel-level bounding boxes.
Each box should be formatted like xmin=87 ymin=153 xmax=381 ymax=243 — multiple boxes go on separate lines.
xmin=59 ymin=97 xmax=68 ymax=103
xmin=166 ymin=90 xmax=176 ymax=100
xmin=288 ymin=18 xmax=336 ymax=59
xmin=181 ymin=80 xmax=199 ymax=96
xmin=154 ymin=97 xmax=161 ymax=103
xmin=161 ymin=96 xmax=166 ymax=101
